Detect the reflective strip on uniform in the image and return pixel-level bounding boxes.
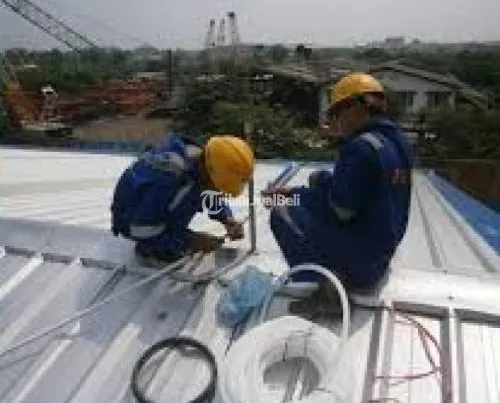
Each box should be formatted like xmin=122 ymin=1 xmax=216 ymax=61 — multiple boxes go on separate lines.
xmin=326 ymin=132 xmax=383 ymax=222
xmin=129 ymin=224 xmax=166 ymax=239
xmin=129 ymin=174 xmax=194 ymax=240
xmin=140 ymin=151 xmax=188 ymax=176
xmin=359 ymin=132 xmax=384 ymax=151
xmin=168 ymin=182 xmax=194 ymax=212
xmin=274 ymin=205 xmax=304 ymax=237
xmin=185 ymin=145 xmax=202 ymax=158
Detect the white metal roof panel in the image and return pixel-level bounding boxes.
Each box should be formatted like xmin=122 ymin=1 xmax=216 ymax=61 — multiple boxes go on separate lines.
xmin=1 ymin=148 xmax=500 ymax=402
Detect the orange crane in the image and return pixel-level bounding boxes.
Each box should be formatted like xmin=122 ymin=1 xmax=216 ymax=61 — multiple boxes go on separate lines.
xmin=0 ymin=0 xmax=100 ymax=137
xmin=0 ymin=0 xmax=160 ymax=139
xmin=1 ymin=50 xmax=73 ymax=137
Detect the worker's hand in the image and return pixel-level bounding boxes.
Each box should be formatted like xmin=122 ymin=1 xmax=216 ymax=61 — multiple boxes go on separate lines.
xmin=188 ymin=232 xmax=224 ymax=254
xmin=222 ymin=218 xmax=245 ymax=241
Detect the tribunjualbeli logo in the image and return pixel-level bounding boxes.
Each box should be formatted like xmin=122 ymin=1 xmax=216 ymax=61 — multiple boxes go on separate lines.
xmin=260 ymin=193 xmax=301 ymax=208
xmin=201 ymin=190 xmax=300 ymax=214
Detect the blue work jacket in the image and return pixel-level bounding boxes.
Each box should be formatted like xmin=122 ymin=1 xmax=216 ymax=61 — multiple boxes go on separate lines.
xmin=292 ymin=117 xmax=414 ymax=283
xmin=111 ymin=134 xmax=232 ymax=253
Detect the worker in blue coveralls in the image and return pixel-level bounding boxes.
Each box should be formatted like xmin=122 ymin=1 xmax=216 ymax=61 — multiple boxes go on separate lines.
xmin=262 ymin=72 xmax=413 ymax=316
xmin=111 ymin=128 xmax=255 ymax=263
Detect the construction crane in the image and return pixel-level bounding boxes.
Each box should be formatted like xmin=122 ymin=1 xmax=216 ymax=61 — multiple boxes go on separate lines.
xmin=0 ymin=49 xmax=73 ymax=138
xmin=1 ymin=0 xmax=161 ymax=139
xmin=203 ymin=11 xmax=242 ymax=73
xmin=0 ymin=53 xmax=36 ymax=129
xmin=0 ymin=0 xmax=98 ymax=137
xmin=0 ymin=0 xmax=96 ymax=51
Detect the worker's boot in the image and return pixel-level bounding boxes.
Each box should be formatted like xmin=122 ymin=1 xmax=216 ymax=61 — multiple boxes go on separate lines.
xmin=288 ymin=282 xmax=343 ymax=320
xmin=135 ymin=243 xmax=184 ymax=268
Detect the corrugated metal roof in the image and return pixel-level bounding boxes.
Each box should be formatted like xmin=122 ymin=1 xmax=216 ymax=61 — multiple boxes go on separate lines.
xmin=1 ymin=148 xmax=499 ymax=403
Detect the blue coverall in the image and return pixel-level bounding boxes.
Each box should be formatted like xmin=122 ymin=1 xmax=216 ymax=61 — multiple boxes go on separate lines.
xmin=270 ymin=117 xmax=413 ymax=290
xmin=111 ymin=134 xmax=232 ymax=255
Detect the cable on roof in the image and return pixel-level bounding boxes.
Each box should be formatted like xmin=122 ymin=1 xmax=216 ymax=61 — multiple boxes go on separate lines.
xmin=131 ymin=336 xmax=217 ymax=403
xmin=219 ymin=263 xmax=351 ymax=403
xmin=0 ymin=254 xmax=200 ymax=360
xmin=368 ymin=307 xmax=452 ymax=403
xmin=0 ymin=243 xmax=258 ymax=361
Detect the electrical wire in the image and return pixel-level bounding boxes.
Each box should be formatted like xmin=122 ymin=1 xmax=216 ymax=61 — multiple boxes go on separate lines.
xmin=0 ymin=253 xmax=200 ymax=360
xmin=131 ymin=336 xmax=217 ymax=403
xmin=369 ymin=307 xmax=452 ymax=403
xmin=0 ymin=163 xmax=303 ymax=393
xmin=219 ymin=263 xmax=351 ymax=403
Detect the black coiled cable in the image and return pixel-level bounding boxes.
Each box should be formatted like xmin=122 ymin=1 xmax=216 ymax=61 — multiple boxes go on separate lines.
xmin=131 ymin=337 xmax=217 ymax=403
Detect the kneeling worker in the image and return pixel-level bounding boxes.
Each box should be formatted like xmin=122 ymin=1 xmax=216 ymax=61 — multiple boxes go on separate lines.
xmin=263 ymin=72 xmax=413 ymax=314
xmin=111 ymin=133 xmax=255 ymax=262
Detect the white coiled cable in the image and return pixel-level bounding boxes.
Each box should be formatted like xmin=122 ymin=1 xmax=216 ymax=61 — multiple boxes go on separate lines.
xmin=220 ymin=264 xmax=350 ymax=403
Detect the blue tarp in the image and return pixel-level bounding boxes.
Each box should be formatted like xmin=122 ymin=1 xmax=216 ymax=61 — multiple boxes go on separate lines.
xmin=429 ymin=172 xmax=500 ymax=254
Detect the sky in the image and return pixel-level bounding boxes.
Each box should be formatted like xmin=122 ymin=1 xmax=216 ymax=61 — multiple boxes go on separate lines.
xmin=1 ymin=0 xmax=500 ymax=50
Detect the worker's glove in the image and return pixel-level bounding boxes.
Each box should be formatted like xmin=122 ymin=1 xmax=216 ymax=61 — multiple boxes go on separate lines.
xmin=222 ymin=218 xmax=245 ymax=241
xmin=188 ymin=232 xmax=225 ymax=254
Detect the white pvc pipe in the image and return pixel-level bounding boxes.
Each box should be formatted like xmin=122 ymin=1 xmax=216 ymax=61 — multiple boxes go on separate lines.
xmin=259 ymin=263 xmax=350 ymax=343
xmin=220 ymin=263 xmax=351 ymax=403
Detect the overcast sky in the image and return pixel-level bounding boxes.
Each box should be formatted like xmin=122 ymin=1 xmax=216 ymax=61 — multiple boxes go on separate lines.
xmin=1 ymin=0 xmax=499 ymax=50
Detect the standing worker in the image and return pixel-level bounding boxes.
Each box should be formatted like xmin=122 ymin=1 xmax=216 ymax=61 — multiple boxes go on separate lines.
xmin=111 ymin=133 xmax=255 ymax=263
xmin=262 ymin=72 xmax=413 ymax=315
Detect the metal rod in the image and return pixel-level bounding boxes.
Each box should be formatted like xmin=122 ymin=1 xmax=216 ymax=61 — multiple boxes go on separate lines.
xmin=243 ymin=120 xmax=257 ymax=253
xmin=0 ymin=255 xmax=196 ymax=359
xmin=248 ymin=175 xmax=257 ymax=252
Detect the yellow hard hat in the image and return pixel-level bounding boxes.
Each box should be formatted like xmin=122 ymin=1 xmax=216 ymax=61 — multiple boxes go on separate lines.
xmin=329 ymin=72 xmax=384 ymax=107
xmin=204 ymin=135 xmax=255 ymax=197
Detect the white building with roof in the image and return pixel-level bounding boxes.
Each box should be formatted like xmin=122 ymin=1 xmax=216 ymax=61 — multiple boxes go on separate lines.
xmin=368 ymin=61 xmax=489 ymax=115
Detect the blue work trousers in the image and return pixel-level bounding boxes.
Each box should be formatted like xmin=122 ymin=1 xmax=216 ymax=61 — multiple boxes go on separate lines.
xmin=269 ymin=204 xmax=383 ymax=291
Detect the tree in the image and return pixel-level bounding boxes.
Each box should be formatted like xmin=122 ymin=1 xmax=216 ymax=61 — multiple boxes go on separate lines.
xmin=180 ymin=73 xmax=337 ymax=159
xmin=295 ymin=44 xmax=312 ymax=61
xmin=252 ymin=44 xmax=266 ymax=64
xmin=269 ymin=45 xmax=288 ymax=63
xmin=424 ymin=108 xmax=500 ymax=159
xmin=296 ymin=44 xmax=305 ymax=57
xmin=355 ymin=48 xmax=391 ymax=63
xmin=0 ymin=101 xmax=8 ymax=136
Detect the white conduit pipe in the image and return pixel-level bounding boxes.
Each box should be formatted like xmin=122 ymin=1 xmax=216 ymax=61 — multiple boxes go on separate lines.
xmin=220 ymin=264 xmax=351 ymax=403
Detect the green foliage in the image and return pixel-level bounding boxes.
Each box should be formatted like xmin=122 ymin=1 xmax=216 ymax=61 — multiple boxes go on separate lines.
xmin=295 ymin=44 xmax=313 ymax=61
xmin=425 ymin=108 xmax=500 ymax=159
xmin=354 ymin=48 xmax=392 ymax=64
xmin=268 ymin=45 xmax=289 ymax=63
xmin=0 ymin=103 xmax=8 ymax=136
xmin=11 ymin=48 xmax=135 ymax=93
xmin=181 ymin=74 xmax=336 ymax=160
